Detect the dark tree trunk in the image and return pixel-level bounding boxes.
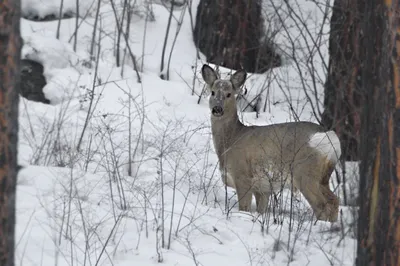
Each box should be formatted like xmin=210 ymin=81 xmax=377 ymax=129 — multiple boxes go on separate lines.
xmin=357 ymin=1 xmax=400 ymax=265
xmin=193 ymin=0 xmax=281 ymax=73
xmin=0 ymin=0 xmax=21 ymax=265
xmin=321 ymin=0 xmax=364 ymax=161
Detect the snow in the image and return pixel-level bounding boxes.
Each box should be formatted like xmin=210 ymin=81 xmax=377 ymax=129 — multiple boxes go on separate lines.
xmin=16 ymin=0 xmax=358 ymax=265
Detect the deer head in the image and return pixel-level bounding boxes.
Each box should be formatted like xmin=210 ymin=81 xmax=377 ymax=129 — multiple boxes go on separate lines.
xmin=201 ymin=65 xmax=247 ymax=118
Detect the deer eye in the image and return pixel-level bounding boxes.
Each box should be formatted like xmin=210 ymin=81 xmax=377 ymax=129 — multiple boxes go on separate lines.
xmin=211 ymin=91 xmax=215 ymax=96
xmin=226 ymin=93 xmax=231 ymax=98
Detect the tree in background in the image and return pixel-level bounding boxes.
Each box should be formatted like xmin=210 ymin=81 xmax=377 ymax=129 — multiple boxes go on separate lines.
xmin=357 ymin=1 xmax=400 ymax=265
xmin=193 ymin=0 xmax=281 ymax=73
xmin=321 ymin=0 xmax=364 ymax=162
xmin=0 ymin=0 xmax=22 ymax=265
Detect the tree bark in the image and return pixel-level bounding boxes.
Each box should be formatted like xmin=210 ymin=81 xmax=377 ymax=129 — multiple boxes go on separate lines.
xmin=357 ymin=1 xmax=400 ymax=265
xmin=321 ymin=0 xmax=364 ymax=161
xmin=193 ymin=0 xmax=281 ymax=73
xmin=0 ymin=1 xmax=21 ymax=265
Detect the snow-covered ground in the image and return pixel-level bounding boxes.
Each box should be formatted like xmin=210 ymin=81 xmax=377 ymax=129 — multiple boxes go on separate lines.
xmin=16 ymin=0 xmax=358 ymax=265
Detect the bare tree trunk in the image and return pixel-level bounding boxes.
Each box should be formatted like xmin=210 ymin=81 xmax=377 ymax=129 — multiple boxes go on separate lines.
xmin=321 ymin=0 xmax=364 ymax=161
xmin=0 ymin=0 xmax=22 ymax=266
xmin=193 ymin=0 xmax=281 ymax=73
xmin=357 ymin=1 xmax=400 ymax=265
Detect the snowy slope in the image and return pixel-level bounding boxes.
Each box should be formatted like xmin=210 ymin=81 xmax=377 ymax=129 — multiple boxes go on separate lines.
xmin=16 ymin=0 xmax=357 ymax=265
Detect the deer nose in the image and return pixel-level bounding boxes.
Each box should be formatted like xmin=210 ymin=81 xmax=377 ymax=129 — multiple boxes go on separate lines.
xmin=212 ymin=106 xmax=224 ymax=116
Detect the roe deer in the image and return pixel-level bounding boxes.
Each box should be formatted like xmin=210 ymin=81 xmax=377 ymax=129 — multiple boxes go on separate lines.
xmin=201 ymin=64 xmax=341 ymax=222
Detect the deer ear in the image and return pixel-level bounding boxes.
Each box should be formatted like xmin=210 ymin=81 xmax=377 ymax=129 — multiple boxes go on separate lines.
xmin=231 ymin=69 xmax=247 ymax=90
xmin=201 ymin=65 xmax=218 ymax=85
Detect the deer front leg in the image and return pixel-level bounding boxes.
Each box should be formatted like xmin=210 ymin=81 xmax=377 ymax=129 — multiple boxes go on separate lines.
xmin=254 ymin=191 xmax=271 ymax=214
xmin=235 ymin=184 xmax=252 ymax=212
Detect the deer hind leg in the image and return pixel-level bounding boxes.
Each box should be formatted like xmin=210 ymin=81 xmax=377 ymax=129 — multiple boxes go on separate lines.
xmin=319 ymin=184 xmax=339 ymax=222
xmin=297 ymin=181 xmax=332 ymax=221
xmin=318 ymin=160 xmax=339 ymax=221
xmin=295 ymin=165 xmax=338 ymax=222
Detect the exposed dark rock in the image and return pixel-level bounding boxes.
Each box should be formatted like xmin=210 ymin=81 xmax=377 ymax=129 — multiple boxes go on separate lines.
xmin=193 ymin=0 xmax=281 ymax=74
xmin=20 ymin=59 xmax=50 ymax=104
xmin=22 ymin=12 xmax=74 ymax=22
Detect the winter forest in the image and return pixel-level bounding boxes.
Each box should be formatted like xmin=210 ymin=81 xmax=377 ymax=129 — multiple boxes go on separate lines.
xmin=0 ymin=0 xmax=399 ymax=265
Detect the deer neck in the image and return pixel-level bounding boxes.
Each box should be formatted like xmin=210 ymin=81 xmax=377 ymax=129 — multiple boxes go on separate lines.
xmin=211 ymin=104 xmax=244 ymax=157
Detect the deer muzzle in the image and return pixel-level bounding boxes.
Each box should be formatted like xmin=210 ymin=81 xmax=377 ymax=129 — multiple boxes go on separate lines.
xmin=211 ymin=106 xmax=224 ymax=117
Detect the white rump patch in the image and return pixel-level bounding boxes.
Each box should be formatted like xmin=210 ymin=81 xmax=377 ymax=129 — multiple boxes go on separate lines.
xmin=308 ymin=131 xmax=342 ymax=163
